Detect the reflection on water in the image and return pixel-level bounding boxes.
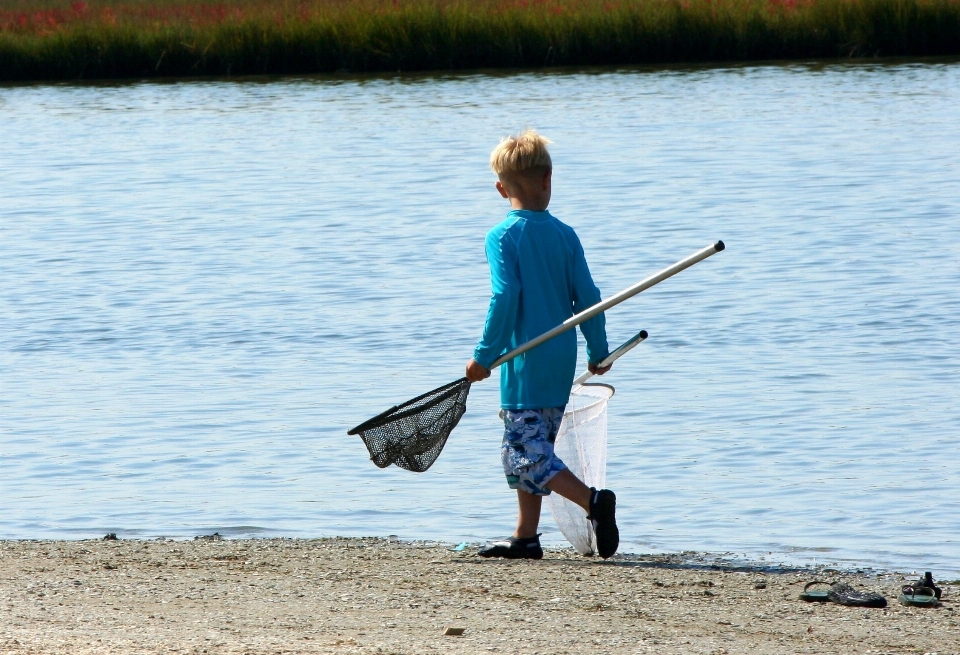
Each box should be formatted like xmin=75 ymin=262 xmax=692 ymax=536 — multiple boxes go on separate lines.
xmin=2 ymin=62 xmax=959 ymax=576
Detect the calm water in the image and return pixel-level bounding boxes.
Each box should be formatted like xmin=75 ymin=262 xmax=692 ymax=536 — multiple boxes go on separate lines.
xmin=2 ymin=63 xmax=958 ymax=576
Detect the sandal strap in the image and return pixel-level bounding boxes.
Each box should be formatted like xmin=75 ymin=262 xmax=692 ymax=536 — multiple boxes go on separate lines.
xmin=803 ymin=580 xmax=835 ymax=592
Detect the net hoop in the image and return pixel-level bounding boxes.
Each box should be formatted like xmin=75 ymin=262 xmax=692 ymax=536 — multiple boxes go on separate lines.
xmin=568 ymin=382 xmax=615 ymax=408
xmin=347 ymin=378 xmax=470 ymax=436
xmin=548 ymin=382 xmax=615 ymax=555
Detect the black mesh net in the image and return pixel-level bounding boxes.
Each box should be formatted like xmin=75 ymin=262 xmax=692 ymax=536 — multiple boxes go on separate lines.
xmin=348 ymin=378 xmax=472 ymax=472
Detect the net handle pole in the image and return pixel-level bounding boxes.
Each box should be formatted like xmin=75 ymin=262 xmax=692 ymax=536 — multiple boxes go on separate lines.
xmin=572 ymin=329 xmax=647 ymax=386
xmin=489 ymin=240 xmax=724 ymax=370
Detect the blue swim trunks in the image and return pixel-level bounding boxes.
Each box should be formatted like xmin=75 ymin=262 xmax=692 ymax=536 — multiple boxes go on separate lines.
xmin=501 ymin=406 xmax=567 ymax=496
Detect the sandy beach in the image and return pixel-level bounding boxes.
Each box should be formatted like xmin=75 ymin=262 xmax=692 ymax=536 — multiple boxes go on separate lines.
xmin=1 ymin=537 xmax=957 ymax=654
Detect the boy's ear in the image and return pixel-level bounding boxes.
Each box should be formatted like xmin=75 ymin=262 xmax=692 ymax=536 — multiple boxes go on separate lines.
xmin=495 ymin=180 xmax=510 ymax=199
xmin=542 ymin=169 xmax=552 ymax=190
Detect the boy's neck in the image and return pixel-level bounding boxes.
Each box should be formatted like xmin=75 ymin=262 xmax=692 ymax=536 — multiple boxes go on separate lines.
xmin=508 ymin=198 xmax=549 ymax=212
xmin=496 ymin=170 xmax=552 ymax=212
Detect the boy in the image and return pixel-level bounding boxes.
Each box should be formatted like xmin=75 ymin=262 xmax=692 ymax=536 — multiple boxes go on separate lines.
xmin=465 ymin=130 xmax=620 ymax=560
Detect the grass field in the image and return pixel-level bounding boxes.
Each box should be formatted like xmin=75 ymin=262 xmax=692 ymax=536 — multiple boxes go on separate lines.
xmin=1 ymin=0 xmax=959 ymax=81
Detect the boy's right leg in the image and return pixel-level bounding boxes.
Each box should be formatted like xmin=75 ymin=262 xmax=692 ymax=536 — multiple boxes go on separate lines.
xmin=586 ymin=488 xmax=619 ymax=559
xmin=544 ymin=468 xmax=591 ymax=509
xmin=547 ymin=469 xmax=620 ymax=559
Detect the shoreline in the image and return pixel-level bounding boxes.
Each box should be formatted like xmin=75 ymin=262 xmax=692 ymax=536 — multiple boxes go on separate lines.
xmin=2 ymin=54 xmax=960 ymax=88
xmin=3 ymin=530 xmax=948 ymax=579
xmin=3 ymin=0 xmax=960 ymax=83
xmin=2 ymin=537 xmax=957 ymax=654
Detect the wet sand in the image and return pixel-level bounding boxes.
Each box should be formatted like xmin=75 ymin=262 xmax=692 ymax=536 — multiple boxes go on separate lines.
xmin=1 ymin=537 xmax=957 ymax=654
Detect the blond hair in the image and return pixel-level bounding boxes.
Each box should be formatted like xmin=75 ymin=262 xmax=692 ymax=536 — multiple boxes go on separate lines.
xmin=490 ymin=129 xmax=553 ymax=177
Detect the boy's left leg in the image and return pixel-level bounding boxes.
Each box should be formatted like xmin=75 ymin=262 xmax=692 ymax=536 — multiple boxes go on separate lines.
xmin=515 ymin=488 xmax=543 ymax=539
xmin=476 ymin=489 xmax=545 ymax=559
xmin=478 ymin=407 xmax=564 ymax=560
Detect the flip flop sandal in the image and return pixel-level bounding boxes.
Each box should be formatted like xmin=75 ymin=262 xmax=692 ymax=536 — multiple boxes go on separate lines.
xmin=827 ymin=582 xmax=888 ymax=608
xmin=899 ymin=585 xmax=940 ymax=608
xmin=913 ymin=572 xmax=943 ymax=600
xmin=799 ymin=580 xmax=835 ymax=602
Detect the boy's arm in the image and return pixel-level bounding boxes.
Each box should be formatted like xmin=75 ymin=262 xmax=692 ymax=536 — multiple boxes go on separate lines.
xmin=471 ymin=230 xmax=520 ymax=372
xmin=571 ymin=239 xmax=610 ymax=366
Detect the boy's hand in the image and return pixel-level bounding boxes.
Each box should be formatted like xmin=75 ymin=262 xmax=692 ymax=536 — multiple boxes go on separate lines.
xmin=465 ymin=359 xmax=491 ymax=382
xmin=588 ymin=362 xmax=612 ymax=376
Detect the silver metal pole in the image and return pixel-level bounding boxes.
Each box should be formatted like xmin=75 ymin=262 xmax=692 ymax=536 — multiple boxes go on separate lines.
xmin=571 ymin=329 xmax=648 ymax=386
xmin=490 ymin=240 xmax=724 ymax=370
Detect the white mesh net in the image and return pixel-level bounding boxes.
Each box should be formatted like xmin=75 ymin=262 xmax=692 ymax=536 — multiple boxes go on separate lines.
xmin=547 ymin=382 xmax=614 ymax=556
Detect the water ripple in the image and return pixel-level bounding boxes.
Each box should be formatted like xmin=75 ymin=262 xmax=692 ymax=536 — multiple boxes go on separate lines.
xmin=1 ymin=63 xmax=959 ymax=576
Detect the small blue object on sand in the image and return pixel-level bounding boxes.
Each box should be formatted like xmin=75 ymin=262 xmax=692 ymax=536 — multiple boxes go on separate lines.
xmin=452 ymin=542 xmax=467 ymax=551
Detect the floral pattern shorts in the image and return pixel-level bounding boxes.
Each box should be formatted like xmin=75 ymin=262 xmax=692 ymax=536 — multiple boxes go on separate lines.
xmin=501 ymin=406 xmax=567 ymax=496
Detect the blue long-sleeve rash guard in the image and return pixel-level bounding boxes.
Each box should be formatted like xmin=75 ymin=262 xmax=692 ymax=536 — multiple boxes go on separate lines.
xmin=473 ymin=209 xmax=610 ymax=410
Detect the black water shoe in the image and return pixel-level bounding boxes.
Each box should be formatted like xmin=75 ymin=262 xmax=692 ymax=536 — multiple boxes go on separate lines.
xmin=478 ymin=535 xmax=543 ymax=560
xmin=588 ymin=488 xmax=619 ymax=559
xmin=827 ymin=583 xmax=888 ymax=608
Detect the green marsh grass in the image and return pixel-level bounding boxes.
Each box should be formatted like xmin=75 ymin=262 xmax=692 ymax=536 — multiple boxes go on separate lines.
xmin=1 ymin=0 xmax=959 ymax=81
